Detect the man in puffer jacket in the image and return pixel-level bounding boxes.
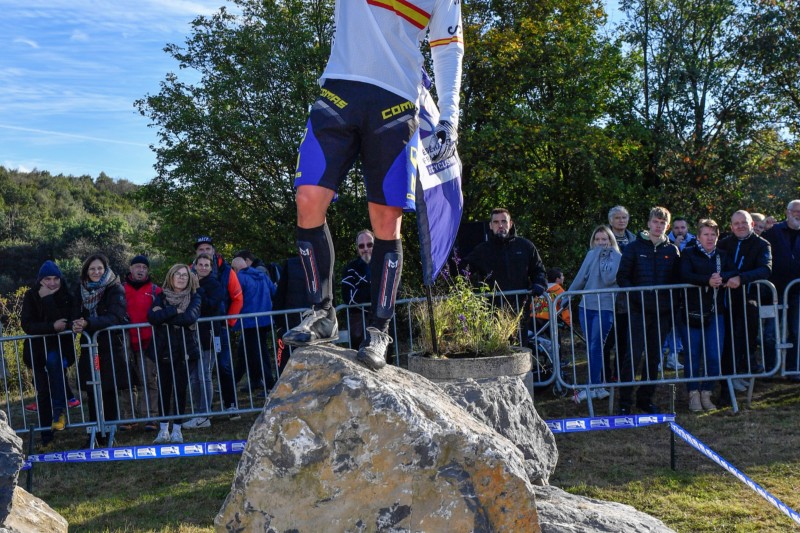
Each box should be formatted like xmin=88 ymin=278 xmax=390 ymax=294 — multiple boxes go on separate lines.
xmin=616 ymin=206 xmax=681 ymax=415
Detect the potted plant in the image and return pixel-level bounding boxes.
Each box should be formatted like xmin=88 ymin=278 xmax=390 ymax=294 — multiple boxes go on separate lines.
xmin=408 ymin=272 xmax=532 ymax=382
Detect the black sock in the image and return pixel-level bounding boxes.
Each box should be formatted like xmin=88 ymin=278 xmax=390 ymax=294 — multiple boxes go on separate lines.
xmin=296 ymin=223 xmax=334 ymax=309
xmin=369 ymin=238 xmax=402 ymax=332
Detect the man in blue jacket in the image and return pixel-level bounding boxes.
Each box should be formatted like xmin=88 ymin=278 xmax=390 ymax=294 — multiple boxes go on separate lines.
xmin=616 ymin=206 xmax=681 ymax=415
xmin=232 ymin=257 xmax=278 ymax=396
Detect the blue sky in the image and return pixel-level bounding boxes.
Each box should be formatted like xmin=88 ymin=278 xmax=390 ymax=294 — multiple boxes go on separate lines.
xmin=0 ymin=0 xmax=227 ymax=184
xmin=1 ymin=1 xmax=624 ymax=186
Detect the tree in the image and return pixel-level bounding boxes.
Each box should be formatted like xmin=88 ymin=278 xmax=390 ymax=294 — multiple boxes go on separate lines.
xmin=136 ymin=0 xmax=342 ymax=263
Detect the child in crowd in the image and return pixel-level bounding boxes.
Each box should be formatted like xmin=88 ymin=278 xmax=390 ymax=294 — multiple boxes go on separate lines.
xmin=532 ymin=268 xmax=572 ymax=332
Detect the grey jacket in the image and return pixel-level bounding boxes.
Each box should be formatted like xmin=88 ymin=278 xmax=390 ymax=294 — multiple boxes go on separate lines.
xmin=569 ymin=246 xmax=621 ymax=311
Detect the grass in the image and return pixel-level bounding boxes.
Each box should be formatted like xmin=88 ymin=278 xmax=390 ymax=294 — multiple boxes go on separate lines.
xmin=20 ymin=377 xmax=800 ymax=532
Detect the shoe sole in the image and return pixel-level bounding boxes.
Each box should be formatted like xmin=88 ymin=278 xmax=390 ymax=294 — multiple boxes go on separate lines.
xmin=356 ymin=352 xmax=386 ymax=371
xmin=282 ymin=334 xmax=339 ymax=347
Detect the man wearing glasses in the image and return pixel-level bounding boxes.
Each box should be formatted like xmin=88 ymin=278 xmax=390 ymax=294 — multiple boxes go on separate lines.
xmin=341 ymin=230 xmax=375 ymax=350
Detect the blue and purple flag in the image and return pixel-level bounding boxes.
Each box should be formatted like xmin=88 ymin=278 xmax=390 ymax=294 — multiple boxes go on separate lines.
xmin=410 ymin=85 xmax=463 ymax=286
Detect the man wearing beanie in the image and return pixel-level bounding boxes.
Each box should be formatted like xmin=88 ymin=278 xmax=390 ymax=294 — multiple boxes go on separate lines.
xmin=20 ymin=260 xmax=78 ymax=448
xmin=123 ymin=254 xmax=162 ymax=430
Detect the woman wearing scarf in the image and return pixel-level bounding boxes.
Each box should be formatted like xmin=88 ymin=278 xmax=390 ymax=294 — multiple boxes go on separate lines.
xmin=148 ymin=264 xmax=202 ymax=444
xmin=72 ymin=253 xmax=128 ymax=446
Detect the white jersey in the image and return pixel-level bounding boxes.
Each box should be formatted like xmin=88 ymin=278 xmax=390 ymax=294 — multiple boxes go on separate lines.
xmin=322 ymin=0 xmax=464 ymax=126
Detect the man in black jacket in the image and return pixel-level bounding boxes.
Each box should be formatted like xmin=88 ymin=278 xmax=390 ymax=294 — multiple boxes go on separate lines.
xmin=616 ymin=206 xmax=681 ymax=415
xmin=341 ymin=230 xmax=374 ymax=349
xmin=717 ymin=210 xmax=772 ymax=399
xmin=763 ymin=200 xmax=800 ymax=377
xmin=463 ymin=208 xmax=547 ymax=300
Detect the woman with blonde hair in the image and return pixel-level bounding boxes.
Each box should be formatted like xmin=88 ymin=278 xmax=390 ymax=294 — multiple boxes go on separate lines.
xmin=569 ymin=225 xmax=622 ymax=402
xmin=148 ymin=264 xmax=201 ymax=444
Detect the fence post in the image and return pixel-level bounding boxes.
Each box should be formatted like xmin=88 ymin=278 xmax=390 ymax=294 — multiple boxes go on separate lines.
xmin=26 ymin=424 xmax=34 ymax=493
xmin=670 ymin=384 xmax=676 ymax=471
xmin=88 ymin=332 xmax=106 ymax=447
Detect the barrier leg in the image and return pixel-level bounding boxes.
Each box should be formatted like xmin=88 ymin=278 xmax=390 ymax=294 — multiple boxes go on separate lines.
xmin=670 ymin=385 xmax=676 ymax=471
xmin=26 ymin=425 xmax=34 ymax=493
xmin=727 ymin=379 xmax=740 ymax=414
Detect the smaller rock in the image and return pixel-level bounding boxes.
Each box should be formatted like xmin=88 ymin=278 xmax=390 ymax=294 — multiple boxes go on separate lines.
xmin=534 ymin=485 xmax=675 ymax=532
xmin=2 ymin=486 xmax=68 ymax=533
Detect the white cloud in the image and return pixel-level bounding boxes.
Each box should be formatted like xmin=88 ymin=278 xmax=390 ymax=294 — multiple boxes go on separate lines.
xmin=70 ymin=29 xmax=89 ymax=41
xmin=12 ymin=37 xmax=39 ymax=48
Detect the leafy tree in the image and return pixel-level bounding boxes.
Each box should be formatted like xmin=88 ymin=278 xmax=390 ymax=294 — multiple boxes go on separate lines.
xmin=136 ymin=0 xmax=341 ymax=265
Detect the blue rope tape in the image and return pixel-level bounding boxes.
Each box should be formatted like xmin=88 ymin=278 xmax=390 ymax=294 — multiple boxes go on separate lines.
xmin=546 ymin=413 xmax=675 ymax=434
xmin=669 ymin=422 xmax=800 ymax=526
xmin=22 ymin=440 xmax=247 ymax=470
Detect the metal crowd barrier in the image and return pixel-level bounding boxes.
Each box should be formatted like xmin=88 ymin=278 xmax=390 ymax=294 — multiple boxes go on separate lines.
xmin=780 ymin=278 xmax=800 ymax=379
xmin=552 ymin=280 xmax=782 ymax=415
xmin=2 ymin=280 xmax=794 ymax=445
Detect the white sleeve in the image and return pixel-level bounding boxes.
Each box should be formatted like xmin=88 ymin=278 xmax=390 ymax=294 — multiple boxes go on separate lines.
xmin=429 ymin=0 xmax=464 ymax=128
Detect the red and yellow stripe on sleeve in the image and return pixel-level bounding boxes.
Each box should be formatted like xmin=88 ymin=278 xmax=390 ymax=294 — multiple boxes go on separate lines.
xmin=367 ymin=0 xmax=431 ymax=30
xmin=430 ymin=35 xmax=463 ymax=48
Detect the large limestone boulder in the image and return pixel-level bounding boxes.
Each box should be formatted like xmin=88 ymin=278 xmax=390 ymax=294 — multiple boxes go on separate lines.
xmin=440 ymin=376 xmax=558 ymax=486
xmin=0 ymin=411 xmax=68 ymax=533
xmin=216 ymin=344 xmax=540 ymax=532
xmin=534 ymin=485 xmax=675 ymax=532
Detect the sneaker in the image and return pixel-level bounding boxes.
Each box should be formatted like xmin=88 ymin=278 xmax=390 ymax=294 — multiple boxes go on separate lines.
xmin=700 ymin=390 xmax=717 ymax=411
xmin=688 ymin=390 xmax=702 ymax=412
xmin=592 ymin=387 xmax=610 ymax=400
xmin=118 ymin=423 xmax=137 ymax=431
xmin=51 ymin=413 xmax=67 ymax=431
xmin=183 ymin=417 xmax=211 ymax=429
xmin=153 ymin=428 xmax=170 ymax=444
xmin=356 ymin=327 xmax=390 ymax=371
xmin=170 ymin=427 xmax=183 ymax=443
xmin=573 ymin=389 xmax=588 ymax=403
xmin=665 ymin=353 xmax=684 ymax=370
xmin=732 ymin=379 xmax=748 ymax=392
xmin=282 ymin=307 xmax=339 ymax=346
xmin=227 ymin=406 xmax=241 ymax=421
xmin=143 ymin=422 xmax=159 ymax=432
xmin=68 ymin=398 xmax=81 ymax=409
xmin=25 ymin=402 xmax=37 ymax=412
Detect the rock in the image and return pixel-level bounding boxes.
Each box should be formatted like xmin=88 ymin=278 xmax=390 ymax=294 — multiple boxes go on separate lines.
xmin=533 ymin=485 xmax=675 ymax=533
xmin=0 ymin=411 xmax=23 ymax=524
xmin=0 ymin=411 xmax=68 ymax=532
xmin=439 ymin=376 xmax=558 ymax=486
xmin=216 ymin=344 xmax=540 ymax=532
xmin=1 ymin=486 xmax=68 ymax=533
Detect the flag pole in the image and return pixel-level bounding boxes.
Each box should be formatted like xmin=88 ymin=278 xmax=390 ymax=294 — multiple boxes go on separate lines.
xmin=425 ymin=284 xmax=439 ymax=356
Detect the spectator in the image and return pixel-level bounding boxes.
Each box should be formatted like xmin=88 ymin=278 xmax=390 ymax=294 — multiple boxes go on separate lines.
xmin=72 ymin=253 xmax=129 ymax=446
xmin=616 ymin=207 xmax=681 ymax=415
xmin=231 ymin=257 xmax=277 ymax=398
xmin=194 ymin=236 xmax=243 ymax=416
xmin=604 ymin=206 xmax=637 ymax=380
xmin=463 ymin=208 xmax=547 ymax=298
xmin=122 ymin=255 xmax=162 ymax=431
xmin=608 ymin=205 xmax=637 ymax=248
xmin=717 ymin=210 xmax=772 ymax=402
xmin=532 ymin=268 xmax=571 ymax=332
xmin=20 ymin=260 xmax=78 ymax=448
xmin=668 ymin=217 xmax=696 ymax=251
xmin=234 ymin=249 xmax=274 ymax=279
xmin=680 ymin=219 xmax=736 ymax=412
xmin=763 ymin=200 xmax=800 ymax=380
xmin=569 ymin=226 xmax=621 ymax=402
xmin=272 ymin=257 xmax=312 ymax=373
xmin=751 ymin=213 xmax=767 ymax=236
xmin=341 ymin=230 xmax=374 ymax=349
xmin=764 ymin=215 xmax=778 ymax=232
xmin=148 ymin=264 xmax=202 ymax=444
xmin=184 ymin=253 xmax=225 ymax=430
xmin=282 ymin=0 xmax=464 ymax=373
xmin=662 ymin=217 xmax=695 ymax=372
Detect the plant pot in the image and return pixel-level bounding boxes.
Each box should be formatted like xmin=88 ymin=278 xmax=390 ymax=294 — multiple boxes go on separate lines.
xmin=407 ymin=347 xmax=532 ymax=383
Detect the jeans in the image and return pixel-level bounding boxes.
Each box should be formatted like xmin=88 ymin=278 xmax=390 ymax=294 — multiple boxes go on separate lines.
xmin=685 ymin=315 xmax=723 ymax=391
xmin=45 ymin=351 xmax=68 ymax=418
xmin=579 ymin=308 xmax=613 ymax=385
xmin=189 ymin=349 xmax=214 ymax=414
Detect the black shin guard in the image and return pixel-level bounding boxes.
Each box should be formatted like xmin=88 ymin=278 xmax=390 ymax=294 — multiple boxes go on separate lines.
xmin=296 ymin=223 xmax=334 ymax=309
xmin=370 ymin=238 xmax=402 ymax=332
